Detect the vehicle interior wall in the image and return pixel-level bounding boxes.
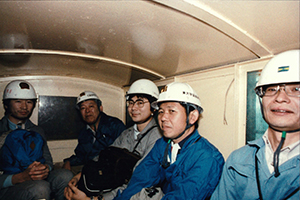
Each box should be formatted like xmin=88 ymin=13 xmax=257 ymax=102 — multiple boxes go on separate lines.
xmin=176 ymin=66 xmax=236 ymax=159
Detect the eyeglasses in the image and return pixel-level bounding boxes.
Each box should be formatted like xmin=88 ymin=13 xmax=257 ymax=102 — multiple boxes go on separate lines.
xmin=259 ymin=84 xmax=300 ymax=97
xmin=126 ymin=99 xmax=149 ymax=108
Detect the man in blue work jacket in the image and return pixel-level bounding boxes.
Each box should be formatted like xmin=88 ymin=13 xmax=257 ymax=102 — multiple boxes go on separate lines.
xmin=63 ymin=91 xmax=126 ymax=174
xmin=211 ymin=50 xmax=300 ymax=199
xmin=113 ymin=82 xmax=224 ymax=200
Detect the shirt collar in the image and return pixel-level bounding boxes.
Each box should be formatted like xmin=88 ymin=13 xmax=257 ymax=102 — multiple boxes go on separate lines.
xmin=263 ymin=130 xmax=300 ymax=152
xmin=8 ymin=118 xmax=26 ymax=130
xmin=133 ymin=124 xmax=140 ymax=140
xmin=86 ymin=124 xmax=96 ymax=134
xmin=263 ymin=130 xmax=300 ymax=173
xmin=177 ymin=129 xmax=196 ymax=148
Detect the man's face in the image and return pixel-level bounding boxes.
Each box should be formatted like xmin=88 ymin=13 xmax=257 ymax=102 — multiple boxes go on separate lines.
xmin=262 ymin=85 xmax=300 ymax=131
xmin=157 ymin=102 xmax=187 ymax=139
xmin=79 ymin=100 xmax=100 ymax=125
xmin=7 ymin=99 xmax=35 ymax=123
xmin=127 ymin=96 xmax=152 ymax=124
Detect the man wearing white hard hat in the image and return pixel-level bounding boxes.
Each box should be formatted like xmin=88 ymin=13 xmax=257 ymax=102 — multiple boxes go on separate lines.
xmin=0 ymin=80 xmax=73 ymax=200
xmin=113 ymin=82 xmax=224 ymax=200
xmin=63 ymin=91 xmax=126 ymax=174
xmin=212 ymin=50 xmax=300 ymax=200
xmin=64 ymin=79 xmax=162 ymax=200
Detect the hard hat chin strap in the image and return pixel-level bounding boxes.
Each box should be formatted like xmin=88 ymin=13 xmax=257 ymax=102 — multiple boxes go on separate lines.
xmin=269 ymin=126 xmax=300 ymax=177
xmin=161 ymin=121 xmax=194 ymax=169
xmin=273 ymin=131 xmax=286 ymax=177
xmin=173 ymin=103 xmax=194 ymax=140
xmin=258 ymin=97 xmax=300 ymax=177
xmin=162 ymin=139 xmax=171 ymax=169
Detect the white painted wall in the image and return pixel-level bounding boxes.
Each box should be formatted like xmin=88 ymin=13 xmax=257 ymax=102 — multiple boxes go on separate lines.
xmin=0 ymin=76 xmax=125 ymax=163
xmin=176 ymin=66 xmax=235 ymax=159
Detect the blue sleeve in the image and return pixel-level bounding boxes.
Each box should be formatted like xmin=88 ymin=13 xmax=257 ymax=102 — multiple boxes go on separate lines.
xmin=64 ymin=128 xmax=89 ymax=166
xmin=0 ymin=174 xmax=13 ymax=189
xmin=210 ymin=153 xmax=237 ymax=200
xmin=2 ymin=175 xmax=13 ymax=188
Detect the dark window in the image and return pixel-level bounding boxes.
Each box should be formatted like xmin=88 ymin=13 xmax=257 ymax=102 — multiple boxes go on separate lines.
xmin=38 ymin=96 xmax=85 ymax=140
xmin=246 ymin=71 xmax=268 ymax=143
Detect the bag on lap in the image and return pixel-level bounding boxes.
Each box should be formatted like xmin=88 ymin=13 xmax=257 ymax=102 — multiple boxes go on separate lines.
xmin=0 ymin=129 xmax=45 ymax=174
xmin=77 ymin=146 xmax=141 ymax=197
xmin=77 ymin=125 xmax=157 ymax=197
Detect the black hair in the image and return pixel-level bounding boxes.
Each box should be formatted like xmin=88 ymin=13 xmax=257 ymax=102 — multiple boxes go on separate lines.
xmin=127 ymin=93 xmax=157 ymax=112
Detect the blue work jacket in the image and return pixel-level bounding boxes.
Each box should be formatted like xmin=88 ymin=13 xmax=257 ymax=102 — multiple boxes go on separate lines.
xmin=64 ymin=112 xmax=125 ymax=166
xmin=211 ymin=137 xmax=300 ymax=200
xmin=114 ymin=130 xmax=224 ymax=200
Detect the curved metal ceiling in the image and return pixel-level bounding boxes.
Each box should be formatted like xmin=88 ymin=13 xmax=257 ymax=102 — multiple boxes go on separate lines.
xmin=0 ymin=0 xmax=299 ymax=86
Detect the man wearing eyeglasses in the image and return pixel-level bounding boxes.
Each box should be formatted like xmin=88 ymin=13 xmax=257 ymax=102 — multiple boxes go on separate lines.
xmin=211 ymin=50 xmax=300 ymax=200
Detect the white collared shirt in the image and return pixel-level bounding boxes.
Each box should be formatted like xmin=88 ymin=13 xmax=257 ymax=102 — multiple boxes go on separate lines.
xmin=87 ymin=125 xmax=97 ymax=143
xmin=133 ymin=124 xmax=140 ymax=140
xmin=167 ymin=141 xmax=181 ymax=164
xmin=263 ymin=130 xmax=300 ymax=173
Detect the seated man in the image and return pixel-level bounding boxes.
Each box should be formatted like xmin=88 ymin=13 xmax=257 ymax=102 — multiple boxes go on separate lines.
xmin=63 ymin=91 xmax=126 ymax=174
xmin=64 ymin=79 xmax=162 ymax=200
xmin=211 ymin=50 xmax=300 ymax=199
xmin=0 ymin=80 xmax=73 ymax=200
xmin=113 ymin=82 xmax=225 ymax=200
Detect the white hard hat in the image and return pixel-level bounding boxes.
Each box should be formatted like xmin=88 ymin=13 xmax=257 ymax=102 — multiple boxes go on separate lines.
xmin=255 ymin=49 xmax=300 ymax=90
xmin=3 ymin=80 xmax=37 ymax=100
xmin=77 ymin=91 xmax=100 ymax=105
xmin=151 ymin=82 xmax=203 ymax=112
xmin=126 ymin=79 xmax=159 ymax=100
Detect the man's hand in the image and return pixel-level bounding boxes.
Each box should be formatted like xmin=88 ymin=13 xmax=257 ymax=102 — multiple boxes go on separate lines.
xmin=64 ymin=181 xmax=89 ymax=200
xmin=28 ymin=162 xmax=49 ymax=180
xmin=11 ymin=161 xmax=48 ymax=184
xmin=68 ymin=172 xmax=81 ymax=187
